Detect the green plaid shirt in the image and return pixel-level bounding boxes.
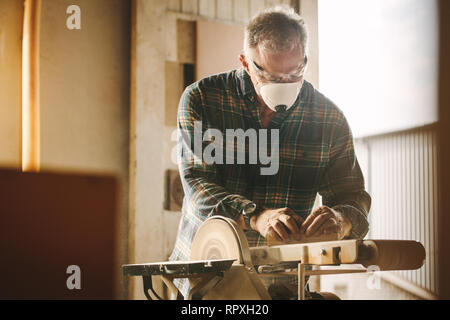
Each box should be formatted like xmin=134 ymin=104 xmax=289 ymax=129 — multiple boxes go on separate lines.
xmin=169 ymin=68 xmax=371 ymax=299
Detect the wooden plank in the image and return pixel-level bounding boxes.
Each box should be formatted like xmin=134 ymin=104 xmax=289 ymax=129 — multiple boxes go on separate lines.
xmin=250 ymin=239 xmax=360 ymax=266
xmin=195 ymin=19 xmax=244 ymax=80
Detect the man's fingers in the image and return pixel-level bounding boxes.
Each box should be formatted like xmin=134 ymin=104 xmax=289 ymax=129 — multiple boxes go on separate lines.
xmin=312 ymin=218 xmax=338 ymax=236
xmin=306 ymin=212 xmax=333 ymax=236
xmin=269 ymin=219 xmax=290 ymax=241
xmin=279 ymin=214 xmax=301 ymax=235
xmin=291 ymin=214 xmax=305 ymax=226
xmin=257 ymin=208 xmax=307 ymax=242
xmin=291 ymin=215 xmax=305 ymax=240
xmin=305 ymin=211 xmax=334 ymax=236
xmin=266 ymin=226 xmax=283 ymax=242
xmin=282 ymin=207 xmax=296 ymax=216
xmin=301 ymin=206 xmax=327 ymax=231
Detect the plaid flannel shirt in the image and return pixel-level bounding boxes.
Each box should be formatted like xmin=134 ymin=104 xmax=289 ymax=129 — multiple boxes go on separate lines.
xmin=169 ymin=68 xmax=371 ymax=299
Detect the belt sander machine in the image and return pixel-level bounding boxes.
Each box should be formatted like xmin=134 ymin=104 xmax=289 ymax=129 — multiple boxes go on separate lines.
xmin=122 ymin=216 xmax=426 ymax=300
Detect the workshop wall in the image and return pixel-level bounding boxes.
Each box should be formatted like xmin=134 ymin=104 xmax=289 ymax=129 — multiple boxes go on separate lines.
xmin=39 ymin=0 xmax=131 ymax=299
xmin=0 ymin=0 xmax=23 ymax=169
xmin=0 ymin=0 xmax=131 ymax=299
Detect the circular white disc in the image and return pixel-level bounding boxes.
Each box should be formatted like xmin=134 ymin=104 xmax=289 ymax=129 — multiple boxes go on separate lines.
xmin=190 ymin=218 xmax=242 ymax=264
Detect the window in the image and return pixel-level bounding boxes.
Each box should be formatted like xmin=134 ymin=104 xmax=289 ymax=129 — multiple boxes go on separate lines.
xmin=318 ymin=0 xmax=439 ymax=138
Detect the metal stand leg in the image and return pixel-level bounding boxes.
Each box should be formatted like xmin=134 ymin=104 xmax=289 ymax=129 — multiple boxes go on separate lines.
xmin=142 ymin=275 xmax=163 ymax=300
xmin=298 ymin=263 xmax=306 ymax=300
xmin=161 ymin=275 xmax=182 ymax=300
xmin=188 ymin=273 xmax=224 ymax=300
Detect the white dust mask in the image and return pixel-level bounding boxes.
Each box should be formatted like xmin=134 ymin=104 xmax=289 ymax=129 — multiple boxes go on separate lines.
xmin=256 ymin=81 xmax=302 ymax=112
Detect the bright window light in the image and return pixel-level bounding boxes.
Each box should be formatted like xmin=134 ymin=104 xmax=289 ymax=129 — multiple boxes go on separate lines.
xmin=318 ymin=0 xmax=439 ymax=138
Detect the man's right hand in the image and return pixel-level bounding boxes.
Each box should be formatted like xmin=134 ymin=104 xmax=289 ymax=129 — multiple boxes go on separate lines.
xmin=251 ymin=207 xmax=304 ymax=242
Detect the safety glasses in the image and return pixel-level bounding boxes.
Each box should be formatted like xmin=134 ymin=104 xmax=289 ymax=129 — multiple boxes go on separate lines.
xmin=249 ymin=55 xmax=308 ymax=83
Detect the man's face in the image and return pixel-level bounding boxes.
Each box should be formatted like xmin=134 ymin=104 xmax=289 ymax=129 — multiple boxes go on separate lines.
xmin=239 ymin=45 xmax=307 ymax=96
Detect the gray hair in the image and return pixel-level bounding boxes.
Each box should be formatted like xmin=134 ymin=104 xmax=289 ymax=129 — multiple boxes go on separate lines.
xmin=244 ymin=6 xmax=308 ymax=56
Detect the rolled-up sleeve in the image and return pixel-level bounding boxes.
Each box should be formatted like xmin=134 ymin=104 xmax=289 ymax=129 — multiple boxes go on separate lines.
xmin=318 ymin=111 xmax=371 ymax=239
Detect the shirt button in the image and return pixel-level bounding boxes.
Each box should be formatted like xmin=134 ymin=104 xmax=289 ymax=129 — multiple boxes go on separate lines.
xmin=249 ymin=96 xmax=255 ymax=102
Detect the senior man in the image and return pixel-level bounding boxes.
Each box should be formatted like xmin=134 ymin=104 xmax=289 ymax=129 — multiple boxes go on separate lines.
xmin=169 ymin=6 xmax=371 ymax=300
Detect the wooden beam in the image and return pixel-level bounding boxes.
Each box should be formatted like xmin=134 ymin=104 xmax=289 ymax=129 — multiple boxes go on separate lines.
xmin=438 ymin=0 xmax=450 ymax=300
xmin=128 ymin=0 xmax=137 ymax=299
xmin=22 ymin=0 xmax=41 ymax=172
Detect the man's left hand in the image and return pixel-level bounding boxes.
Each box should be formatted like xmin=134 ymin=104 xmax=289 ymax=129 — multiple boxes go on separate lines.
xmin=300 ymin=206 xmax=352 ymax=240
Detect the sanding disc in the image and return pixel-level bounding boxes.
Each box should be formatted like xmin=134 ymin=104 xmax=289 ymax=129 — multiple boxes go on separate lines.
xmin=190 ymin=217 xmax=243 ymax=264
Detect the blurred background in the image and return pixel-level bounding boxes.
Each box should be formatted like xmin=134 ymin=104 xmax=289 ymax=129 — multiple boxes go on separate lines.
xmin=0 ymin=0 xmax=449 ymax=300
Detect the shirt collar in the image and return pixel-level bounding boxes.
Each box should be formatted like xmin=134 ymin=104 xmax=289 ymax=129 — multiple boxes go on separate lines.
xmin=237 ymin=67 xmax=256 ymax=97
